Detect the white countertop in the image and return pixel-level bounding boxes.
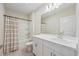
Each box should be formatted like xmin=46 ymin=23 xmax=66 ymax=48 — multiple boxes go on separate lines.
xmin=33 ymin=34 xmax=78 ymax=49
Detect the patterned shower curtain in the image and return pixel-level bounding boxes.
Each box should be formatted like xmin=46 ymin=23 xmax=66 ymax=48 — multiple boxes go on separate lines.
xmin=3 ymin=15 xmax=18 ymax=55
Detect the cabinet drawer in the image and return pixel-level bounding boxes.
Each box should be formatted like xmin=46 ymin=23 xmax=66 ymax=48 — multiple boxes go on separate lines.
xmin=33 ymin=37 xmax=43 ymax=56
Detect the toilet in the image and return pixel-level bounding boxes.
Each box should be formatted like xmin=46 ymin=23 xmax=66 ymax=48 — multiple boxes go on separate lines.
xmin=26 ymin=42 xmax=33 ymax=52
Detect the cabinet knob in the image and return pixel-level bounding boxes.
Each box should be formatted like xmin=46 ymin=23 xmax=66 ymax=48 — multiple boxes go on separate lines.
xmin=51 ymin=52 xmax=52 ymax=56
xmin=35 ymin=44 xmax=37 ymax=47
xmin=53 ymin=54 xmax=56 ymax=56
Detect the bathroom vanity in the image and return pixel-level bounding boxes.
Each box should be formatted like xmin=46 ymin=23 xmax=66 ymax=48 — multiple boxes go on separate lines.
xmin=33 ymin=34 xmax=77 ymax=56
xmin=33 ymin=3 xmax=78 ymax=56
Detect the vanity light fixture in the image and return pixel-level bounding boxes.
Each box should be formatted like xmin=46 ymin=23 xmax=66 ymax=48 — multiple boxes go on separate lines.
xmin=46 ymin=3 xmax=63 ymax=12
xmin=43 ymin=3 xmax=63 ymax=14
xmin=53 ymin=3 xmax=62 ymax=8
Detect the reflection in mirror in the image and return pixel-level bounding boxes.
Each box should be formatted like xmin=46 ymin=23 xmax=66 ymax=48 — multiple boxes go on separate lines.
xmin=41 ymin=3 xmax=76 ymax=39
xmin=60 ymin=15 xmax=76 ymax=37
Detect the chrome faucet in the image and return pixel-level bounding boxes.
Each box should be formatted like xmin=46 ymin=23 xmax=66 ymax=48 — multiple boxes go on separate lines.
xmin=58 ymin=31 xmax=64 ymax=39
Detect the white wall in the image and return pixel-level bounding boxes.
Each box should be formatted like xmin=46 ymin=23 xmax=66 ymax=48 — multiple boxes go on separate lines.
xmin=0 ymin=3 xmax=4 ymax=56
xmin=5 ymin=9 xmax=28 ymax=20
xmin=76 ymin=4 xmax=79 ymax=56
xmin=29 ymin=4 xmax=47 ymax=35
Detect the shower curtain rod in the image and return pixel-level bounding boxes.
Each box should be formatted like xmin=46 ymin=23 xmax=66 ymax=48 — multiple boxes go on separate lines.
xmin=4 ymin=15 xmax=32 ymax=21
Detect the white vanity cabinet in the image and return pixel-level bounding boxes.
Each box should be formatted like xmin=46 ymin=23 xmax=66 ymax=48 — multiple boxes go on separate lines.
xmin=33 ymin=35 xmax=77 ymax=56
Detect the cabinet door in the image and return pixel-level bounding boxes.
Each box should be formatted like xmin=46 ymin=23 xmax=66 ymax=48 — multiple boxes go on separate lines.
xmin=33 ymin=37 xmax=37 ymax=55
xmin=43 ymin=45 xmax=53 ymax=56
xmin=43 ymin=41 xmax=53 ymax=56
xmin=33 ymin=37 xmax=43 ymax=56
xmin=36 ymin=38 xmax=43 ymax=56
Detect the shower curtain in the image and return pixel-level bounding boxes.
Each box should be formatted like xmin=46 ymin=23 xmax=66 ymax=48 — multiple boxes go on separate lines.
xmin=3 ymin=15 xmax=18 ymax=55
xmin=3 ymin=15 xmax=31 ymax=55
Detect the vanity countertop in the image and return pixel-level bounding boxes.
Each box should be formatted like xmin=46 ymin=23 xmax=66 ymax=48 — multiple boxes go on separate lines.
xmin=33 ymin=34 xmax=78 ymax=49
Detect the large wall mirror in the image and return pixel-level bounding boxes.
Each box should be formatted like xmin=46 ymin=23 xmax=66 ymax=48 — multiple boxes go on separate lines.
xmin=41 ymin=3 xmax=76 ymax=38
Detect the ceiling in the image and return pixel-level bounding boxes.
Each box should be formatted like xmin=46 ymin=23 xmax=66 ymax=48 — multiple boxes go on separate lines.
xmin=4 ymin=3 xmax=44 ymax=15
